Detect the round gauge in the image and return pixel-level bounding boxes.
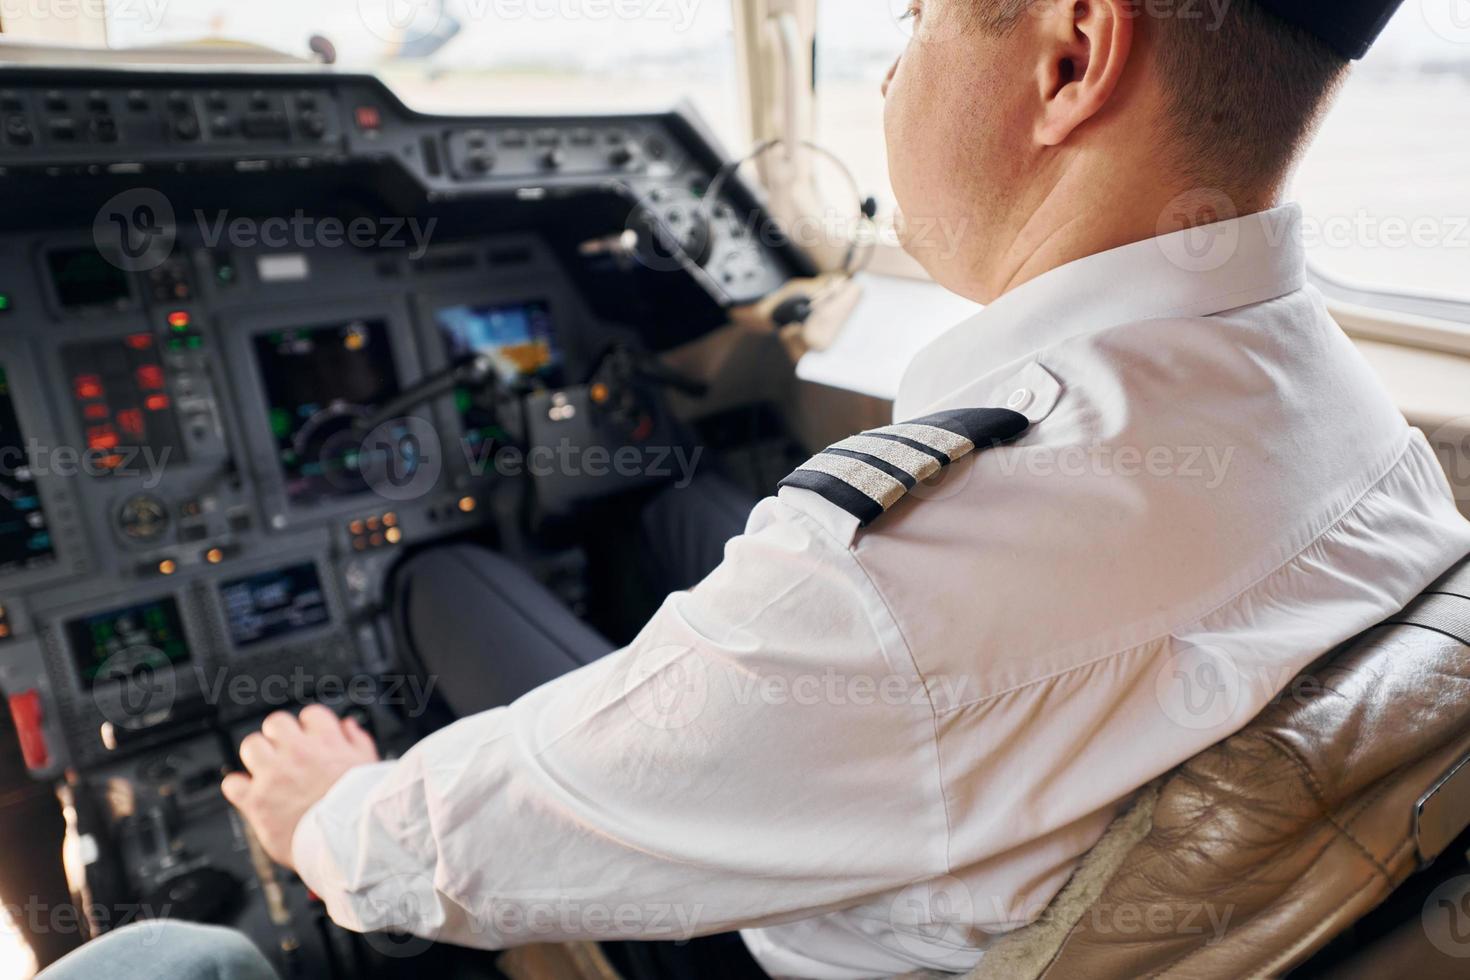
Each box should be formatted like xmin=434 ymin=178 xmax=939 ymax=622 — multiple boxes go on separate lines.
xmin=118 ymin=493 xmax=170 ymax=542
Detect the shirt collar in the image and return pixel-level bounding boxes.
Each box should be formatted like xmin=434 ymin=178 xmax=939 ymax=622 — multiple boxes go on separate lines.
xmin=893 ymin=203 xmax=1308 ymax=420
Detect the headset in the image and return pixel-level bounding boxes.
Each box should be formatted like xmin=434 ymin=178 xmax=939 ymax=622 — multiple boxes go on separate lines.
xmin=699 ymin=137 xmax=880 ymax=327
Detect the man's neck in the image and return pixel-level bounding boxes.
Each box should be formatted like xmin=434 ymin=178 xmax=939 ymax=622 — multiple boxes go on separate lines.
xmin=982 ymin=155 xmax=1279 ymax=301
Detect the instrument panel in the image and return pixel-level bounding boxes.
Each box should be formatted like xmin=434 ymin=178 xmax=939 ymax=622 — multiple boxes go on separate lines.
xmin=0 ymin=63 xmax=807 ymax=974
xmin=0 ymin=64 xmax=806 ymax=779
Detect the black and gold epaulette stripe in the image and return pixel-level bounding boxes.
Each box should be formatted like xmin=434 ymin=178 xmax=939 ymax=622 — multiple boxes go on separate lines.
xmin=777 ymin=408 xmax=1030 ymax=526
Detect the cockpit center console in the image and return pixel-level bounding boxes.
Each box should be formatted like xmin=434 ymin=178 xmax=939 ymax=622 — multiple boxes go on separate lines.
xmin=0 ymin=64 xmax=809 ymax=972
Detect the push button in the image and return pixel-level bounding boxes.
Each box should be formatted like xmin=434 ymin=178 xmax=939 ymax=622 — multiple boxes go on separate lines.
xmin=1006 ymin=388 xmax=1034 ymax=412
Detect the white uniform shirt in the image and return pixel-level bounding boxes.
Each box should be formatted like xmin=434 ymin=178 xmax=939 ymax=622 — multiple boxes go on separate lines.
xmin=293 ymin=204 xmax=1470 ymax=978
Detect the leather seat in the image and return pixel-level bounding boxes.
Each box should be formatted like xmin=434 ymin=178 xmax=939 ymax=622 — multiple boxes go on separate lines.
xmin=962 ymin=556 xmax=1470 ymax=980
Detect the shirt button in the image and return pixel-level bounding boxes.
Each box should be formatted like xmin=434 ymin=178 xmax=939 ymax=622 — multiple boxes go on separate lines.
xmin=1006 ymin=388 xmax=1034 ymax=412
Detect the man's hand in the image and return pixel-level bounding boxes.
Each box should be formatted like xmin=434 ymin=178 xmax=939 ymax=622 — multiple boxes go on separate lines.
xmin=221 ymin=705 xmax=380 ymax=869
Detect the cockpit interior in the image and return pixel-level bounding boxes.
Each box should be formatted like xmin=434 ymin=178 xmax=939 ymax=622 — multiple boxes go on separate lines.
xmin=0 ymin=2 xmax=1467 ymax=979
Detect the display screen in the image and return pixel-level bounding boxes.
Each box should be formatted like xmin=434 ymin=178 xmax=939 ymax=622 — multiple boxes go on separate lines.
xmin=219 ymin=562 xmax=331 ymax=649
xmin=0 ymin=366 xmax=56 ymax=576
xmin=435 ymin=300 xmax=560 ymax=384
xmin=61 ymin=332 xmax=187 ymax=471
xmin=435 ymin=300 xmax=558 ymax=448
xmin=253 ymin=319 xmax=402 ymax=502
xmin=67 ymin=597 xmax=191 ymax=689
xmin=48 ymin=248 xmax=134 ymax=311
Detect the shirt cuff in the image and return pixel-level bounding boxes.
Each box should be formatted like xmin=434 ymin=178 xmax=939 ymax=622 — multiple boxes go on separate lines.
xmin=290 ymin=761 xmax=398 ymax=932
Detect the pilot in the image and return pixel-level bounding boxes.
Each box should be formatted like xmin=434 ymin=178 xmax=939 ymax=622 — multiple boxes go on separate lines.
xmin=38 ymin=0 xmax=1470 ymax=978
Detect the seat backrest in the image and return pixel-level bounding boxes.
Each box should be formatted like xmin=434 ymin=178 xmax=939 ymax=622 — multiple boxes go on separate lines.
xmin=964 ymin=557 xmax=1470 ymax=980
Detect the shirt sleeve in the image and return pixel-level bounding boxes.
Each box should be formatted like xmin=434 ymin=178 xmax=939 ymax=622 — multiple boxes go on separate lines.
xmin=290 ymin=494 xmax=953 ymax=949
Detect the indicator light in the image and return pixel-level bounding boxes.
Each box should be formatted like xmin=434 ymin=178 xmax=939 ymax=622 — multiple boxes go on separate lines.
xmin=158 ymin=559 xmax=177 ymax=575
xmin=458 ymin=496 xmax=477 ymax=514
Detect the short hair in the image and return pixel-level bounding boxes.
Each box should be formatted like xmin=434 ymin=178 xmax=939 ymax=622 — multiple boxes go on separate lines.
xmin=971 ymin=0 xmax=1350 ymax=191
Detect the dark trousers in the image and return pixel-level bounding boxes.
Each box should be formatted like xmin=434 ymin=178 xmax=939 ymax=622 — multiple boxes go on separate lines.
xmin=395 ymin=475 xmax=767 ymax=980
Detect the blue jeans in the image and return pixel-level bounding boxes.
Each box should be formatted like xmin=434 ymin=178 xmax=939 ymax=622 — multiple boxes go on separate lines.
xmin=37 ymin=921 xmax=279 ymax=980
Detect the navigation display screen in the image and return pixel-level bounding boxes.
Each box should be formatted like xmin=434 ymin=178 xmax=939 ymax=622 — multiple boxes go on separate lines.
xmin=435 ymin=300 xmax=560 ymax=384
xmin=435 ymin=300 xmax=559 ymax=448
xmin=0 ymin=365 xmax=56 ymax=576
xmin=61 ymin=332 xmax=187 ymax=472
xmin=67 ymin=597 xmax=191 ymax=689
xmin=253 ymin=319 xmax=402 ymax=502
xmin=220 ymin=563 xmax=330 ymax=649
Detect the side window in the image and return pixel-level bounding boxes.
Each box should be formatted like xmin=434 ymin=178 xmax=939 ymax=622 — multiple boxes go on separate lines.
xmin=1292 ymin=4 xmax=1470 ymax=307
xmin=813 ymin=1 xmax=908 ymax=234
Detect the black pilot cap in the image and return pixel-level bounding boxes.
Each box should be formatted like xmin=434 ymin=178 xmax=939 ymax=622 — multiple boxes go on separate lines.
xmin=1251 ymin=0 xmax=1405 ymax=60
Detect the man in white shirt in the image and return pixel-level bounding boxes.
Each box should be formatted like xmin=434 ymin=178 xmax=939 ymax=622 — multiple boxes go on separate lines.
xmin=204 ymin=1 xmax=1470 ymax=978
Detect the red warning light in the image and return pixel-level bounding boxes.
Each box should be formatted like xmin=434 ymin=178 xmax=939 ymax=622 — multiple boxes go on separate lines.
xmin=83 ymin=403 xmax=109 ymax=421
xmin=166 ymin=311 xmax=191 ymax=330
xmin=125 ymin=333 xmax=154 ymax=350
xmin=135 ymin=365 xmax=165 ymax=390
xmin=144 ymin=394 xmax=171 ymax=412
xmin=116 ymin=408 xmax=145 ymax=437
xmin=73 ymin=375 xmax=104 ymax=401
xmin=86 ymin=426 xmax=119 ymax=451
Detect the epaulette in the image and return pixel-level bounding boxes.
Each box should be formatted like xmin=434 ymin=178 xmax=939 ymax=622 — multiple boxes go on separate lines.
xmin=777 ymin=408 xmax=1030 ymax=527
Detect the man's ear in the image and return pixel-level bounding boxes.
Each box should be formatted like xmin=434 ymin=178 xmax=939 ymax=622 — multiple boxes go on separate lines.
xmin=1033 ymin=0 xmax=1135 ymax=146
